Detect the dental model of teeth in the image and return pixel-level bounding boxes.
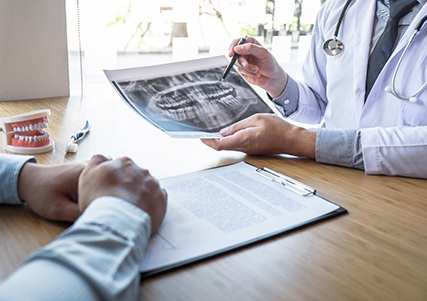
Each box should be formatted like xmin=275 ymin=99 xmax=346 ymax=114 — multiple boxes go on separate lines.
xmin=0 ymin=109 xmax=55 ymax=154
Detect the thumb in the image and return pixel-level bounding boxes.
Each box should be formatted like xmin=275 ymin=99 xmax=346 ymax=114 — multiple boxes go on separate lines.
xmin=60 ymin=202 xmax=80 ymax=222
xmin=48 ymin=200 xmax=80 ymax=222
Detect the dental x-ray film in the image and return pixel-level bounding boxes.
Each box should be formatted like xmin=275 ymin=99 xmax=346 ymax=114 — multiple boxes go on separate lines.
xmin=104 ymin=55 xmax=278 ymax=138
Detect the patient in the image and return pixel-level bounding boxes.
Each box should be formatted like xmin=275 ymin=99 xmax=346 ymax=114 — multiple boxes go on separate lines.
xmin=0 ymin=153 xmax=167 ymax=301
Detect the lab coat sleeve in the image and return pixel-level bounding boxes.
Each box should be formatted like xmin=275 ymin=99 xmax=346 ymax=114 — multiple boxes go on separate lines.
xmin=0 ymin=196 xmax=151 ymax=301
xmin=262 ymin=5 xmax=330 ymax=124
xmin=271 ymin=50 xmax=327 ymax=125
xmin=0 ymin=154 xmax=36 ymax=205
xmin=286 ymin=4 xmax=331 ymax=125
xmin=361 ymin=126 xmax=427 ymax=178
xmin=280 ymin=0 xmax=346 ymax=125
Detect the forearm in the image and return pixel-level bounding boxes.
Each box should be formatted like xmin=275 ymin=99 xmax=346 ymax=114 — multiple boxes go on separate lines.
xmin=288 ymin=126 xmax=316 ymax=159
xmin=0 ymin=197 xmax=151 ymax=301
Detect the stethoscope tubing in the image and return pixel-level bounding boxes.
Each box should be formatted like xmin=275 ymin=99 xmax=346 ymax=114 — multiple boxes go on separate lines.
xmin=323 ymin=2 xmax=427 ymax=102
xmin=322 ymin=0 xmax=353 ymax=56
xmin=386 ymin=15 xmax=427 ymax=102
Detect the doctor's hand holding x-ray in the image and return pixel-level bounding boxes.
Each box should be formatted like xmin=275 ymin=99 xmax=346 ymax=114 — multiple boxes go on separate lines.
xmin=203 ymin=0 xmax=427 ymax=179
xmin=202 ymin=37 xmax=317 ymax=157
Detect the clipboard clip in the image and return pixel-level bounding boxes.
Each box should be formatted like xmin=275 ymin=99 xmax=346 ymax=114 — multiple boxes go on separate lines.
xmin=255 ymin=167 xmax=316 ymax=196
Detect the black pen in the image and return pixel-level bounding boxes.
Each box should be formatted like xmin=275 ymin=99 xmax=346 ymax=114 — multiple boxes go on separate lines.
xmin=219 ymin=36 xmax=248 ymax=81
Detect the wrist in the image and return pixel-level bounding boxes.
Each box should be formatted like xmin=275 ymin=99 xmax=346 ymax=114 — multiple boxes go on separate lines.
xmin=289 ymin=127 xmax=316 ymax=159
xmin=17 ymin=162 xmax=38 ymax=202
xmin=266 ymin=69 xmax=288 ymax=99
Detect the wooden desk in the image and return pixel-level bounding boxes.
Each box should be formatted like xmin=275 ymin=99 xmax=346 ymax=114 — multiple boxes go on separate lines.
xmin=1 ymin=95 xmax=426 ymax=301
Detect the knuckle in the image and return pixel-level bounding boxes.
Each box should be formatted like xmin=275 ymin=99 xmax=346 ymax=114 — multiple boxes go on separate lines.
xmin=119 ymin=156 xmax=133 ymax=165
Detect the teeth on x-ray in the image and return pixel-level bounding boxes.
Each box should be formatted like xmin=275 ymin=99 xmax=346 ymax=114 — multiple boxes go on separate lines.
xmin=117 ymin=66 xmax=272 ymax=132
xmin=155 ymin=82 xmax=238 ymax=123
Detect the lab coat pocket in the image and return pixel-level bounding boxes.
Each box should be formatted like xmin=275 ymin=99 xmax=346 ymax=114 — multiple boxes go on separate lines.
xmin=402 ymin=95 xmax=427 ymax=126
xmin=401 ymin=52 xmax=427 ymax=125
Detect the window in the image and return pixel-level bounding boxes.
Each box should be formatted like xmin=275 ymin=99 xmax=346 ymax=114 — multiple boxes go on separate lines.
xmin=66 ymin=0 xmax=323 ymax=96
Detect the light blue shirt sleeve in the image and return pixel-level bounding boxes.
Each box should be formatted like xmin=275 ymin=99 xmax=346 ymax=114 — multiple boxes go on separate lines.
xmin=315 ymin=129 xmax=364 ymax=170
xmin=0 ymin=196 xmax=151 ymax=301
xmin=0 ymin=153 xmax=36 ymax=205
xmin=269 ymin=76 xmax=299 ymax=117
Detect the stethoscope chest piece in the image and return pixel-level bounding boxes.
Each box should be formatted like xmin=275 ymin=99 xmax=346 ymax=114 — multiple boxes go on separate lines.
xmin=323 ymin=37 xmax=344 ymax=56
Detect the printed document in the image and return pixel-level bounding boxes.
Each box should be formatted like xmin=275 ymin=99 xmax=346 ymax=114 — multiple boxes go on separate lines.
xmin=141 ymin=161 xmax=346 ymax=277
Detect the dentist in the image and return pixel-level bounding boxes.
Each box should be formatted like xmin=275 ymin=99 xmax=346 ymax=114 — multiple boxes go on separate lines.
xmin=202 ymin=0 xmax=427 ymax=179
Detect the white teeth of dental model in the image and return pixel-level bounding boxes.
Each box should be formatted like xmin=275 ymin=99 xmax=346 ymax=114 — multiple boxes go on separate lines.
xmin=14 ymin=133 xmax=49 ymax=141
xmin=12 ymin=121 xmax=49 ymax=132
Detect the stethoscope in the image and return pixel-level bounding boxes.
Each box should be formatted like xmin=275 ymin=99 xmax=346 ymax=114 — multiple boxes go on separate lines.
xmin=384 ymin=14 xmax=427 ymax=102
xmin=322 ymin=0 xmax=353 ymax=56
xmin=323 ymin=0 xmax=427 ymax=102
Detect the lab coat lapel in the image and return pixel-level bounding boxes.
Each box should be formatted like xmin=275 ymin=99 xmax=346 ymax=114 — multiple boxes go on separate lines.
xmin=389 ymin=5 xmax=427 ymax=59
xmin=364 ymin=4 xmax=427 ymax=103
xmin=352 ymin=0 xmax=376 ymax=120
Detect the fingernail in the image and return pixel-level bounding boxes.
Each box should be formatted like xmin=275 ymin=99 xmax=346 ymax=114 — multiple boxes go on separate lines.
xmin=220 ymin=127 xmax=228 ymax=135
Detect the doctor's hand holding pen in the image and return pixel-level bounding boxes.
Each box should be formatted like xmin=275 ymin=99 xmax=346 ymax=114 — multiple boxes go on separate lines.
xmin=226 ymin=36 xmax=288 ymax=100
xmin=202 ymin=36 xmax=316 ymax=158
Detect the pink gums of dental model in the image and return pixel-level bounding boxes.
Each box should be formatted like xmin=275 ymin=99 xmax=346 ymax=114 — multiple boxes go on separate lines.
xmin=0 ymin=109 xmax=54 ymax=154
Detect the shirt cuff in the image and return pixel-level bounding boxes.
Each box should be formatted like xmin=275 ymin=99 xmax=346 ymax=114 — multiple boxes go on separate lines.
xmin=315 ymin=128 xmax=364 ymax=170
xmin=0 ymin=154 xmax=36 ymax=205
xmin=268 ymin=76 xmax=299 ymax=117
xmin=76 ymin=196 xmax=152 ymax=252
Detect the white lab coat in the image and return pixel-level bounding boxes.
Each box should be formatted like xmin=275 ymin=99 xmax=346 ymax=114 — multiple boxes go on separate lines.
xmin=291 ymin=0 xmax=427 ymax=178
